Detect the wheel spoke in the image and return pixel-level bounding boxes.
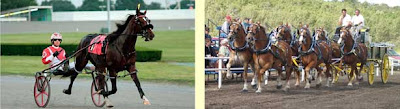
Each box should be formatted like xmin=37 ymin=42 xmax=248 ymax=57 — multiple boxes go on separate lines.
xmin=41 ymin=92 xmax=44 ymax=106
xmin=97 ymin=94 xmax=101 ymax=104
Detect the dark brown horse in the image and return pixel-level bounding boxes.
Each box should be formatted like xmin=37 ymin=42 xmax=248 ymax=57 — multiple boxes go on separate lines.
xmin=314 ymin=27 xmax=343 ymax=84
xmin=65 ymin=7 xmax=154 ymax=107
xmin=247 ymin=24 xmax=293 ymax=93
xmin=275 ymin=24 xmax=303 ymax=87
xmin=337 ymin=27 xmax=368 ymax=86
xmin=226 ymin=22 xmax=255 ymax=92
xmin=297 ymin=25 xmax=332 ymax=88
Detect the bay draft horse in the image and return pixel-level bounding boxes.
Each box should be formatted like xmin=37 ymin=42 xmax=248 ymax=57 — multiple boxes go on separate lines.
xmin=337 ymin=27 xmax=368 ymax=86
xmin=314 ymin=27 xmax=342 ymax=84
xmin=226 ymin=22 xmax=255 ymax=92
xmin=297 ymin=25 xmax=332 ymax=89
xmin=64 ymin=7 xmax=154 ymax=107
xmin=247 ymin=24 xmax=293 ymax=93
xmin=275 ymin=24 xmax=303 ymax=87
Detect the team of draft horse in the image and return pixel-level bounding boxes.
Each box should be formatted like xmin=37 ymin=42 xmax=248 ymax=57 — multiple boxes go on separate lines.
xmin=226 ymin=22 xmax=368 ymax=93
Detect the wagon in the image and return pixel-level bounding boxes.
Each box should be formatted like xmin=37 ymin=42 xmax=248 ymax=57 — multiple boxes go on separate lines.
xmin=331 ymin=27 xmax=394 ymax=85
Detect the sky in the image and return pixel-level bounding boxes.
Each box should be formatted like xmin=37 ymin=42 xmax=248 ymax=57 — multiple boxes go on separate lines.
xmin=35 ymin=0 xmax=400 ymax=8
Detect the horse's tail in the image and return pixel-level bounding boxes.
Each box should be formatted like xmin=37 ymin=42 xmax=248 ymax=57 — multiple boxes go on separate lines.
xmin=74 ymin=34 xmax=98 ymax=72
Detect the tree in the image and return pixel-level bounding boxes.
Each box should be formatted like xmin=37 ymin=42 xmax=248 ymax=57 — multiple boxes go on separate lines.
xmin=115 ymin=0 xmax=145 ymax=10
xmin=170 ymin=0 xmax=195 ymax=9
xmin=79 ymin=0 xmax=106 ymax=11
xmin=41 ymin=0 xmax=76 ymax=12
xmin=147 ymin=2 xmax=162 ymax=10
xmin=1 ymin=0 xmax=37 ymax=11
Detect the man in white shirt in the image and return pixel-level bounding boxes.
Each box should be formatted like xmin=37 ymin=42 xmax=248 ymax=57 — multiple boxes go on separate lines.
xmin=335 ymin=9 xmax=352 ymax=36
xmin=339 ymin=9 xmax=352 ymax=27
xmin=352 ymin=9 xmax=364 ymax=27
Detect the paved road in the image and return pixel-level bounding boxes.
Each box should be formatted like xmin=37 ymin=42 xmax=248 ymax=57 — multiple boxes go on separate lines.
xmin=1 ymin=75 xmax=194 ymax=109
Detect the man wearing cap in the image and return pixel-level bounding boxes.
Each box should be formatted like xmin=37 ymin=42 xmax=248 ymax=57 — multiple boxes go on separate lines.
xmin=220 ymin=15 xmax=231 ymax=38
xmin=42 ymin=32 xmax=67 ymax=72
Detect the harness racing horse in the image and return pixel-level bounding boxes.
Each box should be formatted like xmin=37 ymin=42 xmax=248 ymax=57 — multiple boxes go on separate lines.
xmin=297 ymin=25 xmax=332 ymax=88
xmin=66 ymin=7 xmax=154 ymax=107
xmin=337 ymin=27 xmax=368 ymax=86
xmin=226 ymin=22 xmax=255 ymax=92
xmin=247 ymin=24 xmax=293 ymax=93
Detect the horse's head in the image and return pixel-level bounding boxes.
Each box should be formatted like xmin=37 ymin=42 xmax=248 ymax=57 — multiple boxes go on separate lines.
xmin=228 ymin=22 xmax=245 ymax=42
xmin=315 ymin=27 xmax=326 ymax=41
xmin=298 ymin=24 xmax=311 ymax=45
xmin=275 ymin=23 xmax=290 ymax=40
xmin=246 ymin=23 xmax=265 ymax=43
xmin=337 ymin=27 xmax=352 ymax=46
xmin=124 ymin=7 xmax=154 ymax=41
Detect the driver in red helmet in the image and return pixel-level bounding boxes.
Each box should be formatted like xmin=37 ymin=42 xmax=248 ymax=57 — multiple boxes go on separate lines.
xmin=42 ymin=32 xmax=67 ymax=72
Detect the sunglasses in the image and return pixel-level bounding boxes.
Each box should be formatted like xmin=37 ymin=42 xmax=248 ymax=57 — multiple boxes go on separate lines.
xmin=52 ymin=39 xmax=62 ymax=41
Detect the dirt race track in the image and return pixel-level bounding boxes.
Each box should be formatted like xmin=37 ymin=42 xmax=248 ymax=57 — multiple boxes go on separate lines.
xmin=206 ymin=71 xmax=400 ymax=109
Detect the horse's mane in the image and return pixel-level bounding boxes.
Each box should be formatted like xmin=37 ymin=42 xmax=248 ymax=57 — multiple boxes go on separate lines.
xmin=107 ymin=12 xmax=146 ymax=42
xmin=107 ymin=15 xmax=135 ymax=42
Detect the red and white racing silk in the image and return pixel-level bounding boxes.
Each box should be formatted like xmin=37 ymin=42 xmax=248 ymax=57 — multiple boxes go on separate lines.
xmin=42 ymin=45 xmax=66 ymax=70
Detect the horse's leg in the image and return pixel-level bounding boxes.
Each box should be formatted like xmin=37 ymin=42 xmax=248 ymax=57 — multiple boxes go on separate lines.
xmin=347 ymin=64 xmax=356 ymax=86
xmin=355 ymin=63 xmax=363 ymax=85
xmin=294 ymin=67 xmax=301 ymax=87
xmin=304 ymin=65 xmax=312 ymax=89
xmin=129 ymin=66 xmax=150 ymax=105
xmin=250 ymin=64 xmax=258 ymax=88
xmin=315 ymin=65 xmax=323 ymax=88
xmin=242 ymin=63 xmax=249 ymax=92
xmin=256 ymin=63 xmax=272 ymax=93
xmin=63 ymin=71 xmax=78 ymax=95
xmin=283 ymin=65 xmax=292 ymax=91
xmin=325 ymin=63 xmax=332 ymax=87
xmin=63 ymin=51 xmax=89 ymax=95
xmin=108 ymin=70 xmax=117 ymax=95
xmin=226 ymin=59 xmax=233 ymax=80
xmin=275 ymin=66 xmax=283 ymax=89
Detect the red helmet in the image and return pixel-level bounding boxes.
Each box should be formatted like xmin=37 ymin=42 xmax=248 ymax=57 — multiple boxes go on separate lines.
xmin=50 ymin=32 xmax=62 ymax=40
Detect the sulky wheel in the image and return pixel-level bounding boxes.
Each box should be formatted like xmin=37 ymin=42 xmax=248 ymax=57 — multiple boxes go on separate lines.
xmin=367 ymin=62 xmax=375 ymax=85
xmin=34 ymin=76 xmax=51 ymax=108
xmin=91 ymin=76 xmax=107 ymax=107
xmin=381 ymin=54 xmax=390 ymax=84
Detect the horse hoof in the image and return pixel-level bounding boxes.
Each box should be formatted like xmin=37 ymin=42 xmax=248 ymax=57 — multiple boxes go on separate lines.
xmin=143 ymin=100 xmax=151 ymax=105
xmin=241 ymin=89 xmax=248 ymax=93
xmin=143 ymin=96 xmax=151 ymax=105
xmin=304 ymin=85 xmax=310 ymax=89
xmin=252 ymin=85 xmax=257 ymax=89
xmin=255 ymin=91 xmax=261 ymax=94
xmin=316 ymin=83 xmax=321 ymax=88
xmin=105 ymin=97 xmax=114 ymax=108
xmin=347 ymin=84 xmax=353 ymax=88
xmin=63 ymin=89 xmax=71 ymax=95
xmin=276 ymin=85 xmax=282 ymax=89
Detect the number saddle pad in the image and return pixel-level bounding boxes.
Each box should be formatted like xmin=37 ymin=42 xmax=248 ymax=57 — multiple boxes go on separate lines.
xmin=88 ymin=34 xmax=108 ymax=55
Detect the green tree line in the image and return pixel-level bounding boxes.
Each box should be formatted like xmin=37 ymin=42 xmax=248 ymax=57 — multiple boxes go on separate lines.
xmin=206 ymin=0 xmax=400 ymax=47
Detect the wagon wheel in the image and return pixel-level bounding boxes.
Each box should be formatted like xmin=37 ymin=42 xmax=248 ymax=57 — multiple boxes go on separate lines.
xmin=381 ymin=54 xmax=390 ymax=84
xmin=91 ymin=75 xmax=107 ymax=107
xmin=367 ymin=62 xmax=375 ymax=85
xmin=34 ymin=76 xmax=50 ymax=108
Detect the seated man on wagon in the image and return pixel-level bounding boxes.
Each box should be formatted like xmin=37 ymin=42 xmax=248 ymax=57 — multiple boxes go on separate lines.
xmin=42 ymin=32 xmax=94 ymax=75
xmin=334 ymin=9 xmax=352 ymax=41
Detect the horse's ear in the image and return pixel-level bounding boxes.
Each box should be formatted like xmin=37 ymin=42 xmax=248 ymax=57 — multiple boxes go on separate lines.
xmin=299 ymin=22 xmax=302 ymax=28
xmin=285 ymin=22 xmax=289 ymax=27
xmin=306 ymin=24 xmax=309 ymax=28
xmin=136 ymin=4 xmax=140 ymax=15
xmin=144 ymin=9 xmax=147 ymax=15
